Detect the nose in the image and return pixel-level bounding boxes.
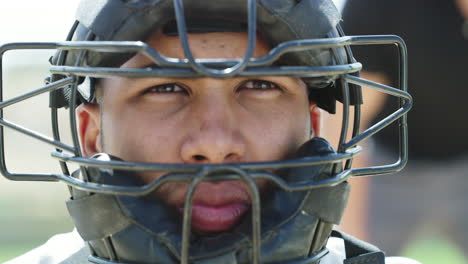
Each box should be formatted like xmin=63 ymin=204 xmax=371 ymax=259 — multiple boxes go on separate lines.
xmin=180 ymin=94 xmax=245 ymax=164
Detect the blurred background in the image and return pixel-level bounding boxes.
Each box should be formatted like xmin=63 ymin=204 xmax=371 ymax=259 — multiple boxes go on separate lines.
xmin=0 ymin=0 xmax=467 ymax=263
xmin=336 ymin=1 xmax=468 ymax=263
xmin=0 ymin=1 xmax=79 ymax=261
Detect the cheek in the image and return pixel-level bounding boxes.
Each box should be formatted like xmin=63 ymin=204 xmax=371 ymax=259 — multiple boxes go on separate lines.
xmin=101 ymin=106 xmax=185 ymax=163
xmin=240 ymin=98 xmax=311 ymax=160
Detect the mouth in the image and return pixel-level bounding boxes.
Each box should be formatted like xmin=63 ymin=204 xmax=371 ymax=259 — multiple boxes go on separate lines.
xmin=180 ymin=203 xmax=250 ymax=232
xmin=176 ymin=181 xmax=253 ymax=233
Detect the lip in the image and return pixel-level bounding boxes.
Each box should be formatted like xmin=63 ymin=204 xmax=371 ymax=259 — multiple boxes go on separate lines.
xmin=177 ymin=181 xmax=252 ymax=232
xmin=181 ymin=203 xmax=249 ymax=232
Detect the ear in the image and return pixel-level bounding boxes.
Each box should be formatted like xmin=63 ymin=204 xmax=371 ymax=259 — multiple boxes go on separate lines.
xmin=310 ymin=103 xmax=322 ymax=138
xmin=76 ymin=104 xmax=102 ymax=157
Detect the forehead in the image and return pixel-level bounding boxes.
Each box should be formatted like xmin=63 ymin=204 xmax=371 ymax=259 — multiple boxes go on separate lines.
xmin=121 ymin=31 xmax=271 ymax=68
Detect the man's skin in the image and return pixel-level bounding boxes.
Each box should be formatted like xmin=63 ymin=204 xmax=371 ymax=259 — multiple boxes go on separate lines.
xmin=77 ymin=31 xmax=322 ymax=233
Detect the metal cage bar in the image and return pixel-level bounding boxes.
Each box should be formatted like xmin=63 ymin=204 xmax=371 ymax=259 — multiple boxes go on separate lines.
xmin=173 ymin=0 xmax=257 ymax=78
xmin=0 ymin=32 xmax=409 ymax=264
xmin=180 ymin=167 xmax=261 ymax=264
xmin=0 ymin=34 xmax=409 ymax=192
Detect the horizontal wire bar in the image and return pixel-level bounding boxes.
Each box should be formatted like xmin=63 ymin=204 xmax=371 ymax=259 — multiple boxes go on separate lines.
xmin=51 ymin=146 xmax=361 ymax=172
xmin=2 ymin=172 xmax=58 ymax=181
xmin=350 ymin=162 xmax=405 ymax=177
xmin=0 ymin=119 xmax=75 ymax=152
xmin=0 ymin=77 xmax=74 ymax=109
xmin=49 ymin=165 xmax=354 ymax=196
xmin=1 ymin=35 xmax=403 ymax=69
xmin=52 ymin=172 xmax=187 ymax=196
xmin=251 ymin=169 xmax=353 ymax=191
xmin=345 ymin=74 xmax=412 ymax=100
xmin=49 ymin=63 xmax=361 ymax=79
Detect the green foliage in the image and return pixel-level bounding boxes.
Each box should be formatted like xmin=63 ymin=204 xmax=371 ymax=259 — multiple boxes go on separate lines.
xmin=0 ymin=243 xmax=42 ymax=262
xmin=402 ymin=238 xmax=467 ymax=264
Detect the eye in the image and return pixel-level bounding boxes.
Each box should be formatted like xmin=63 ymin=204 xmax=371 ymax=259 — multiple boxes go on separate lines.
xmin=144 ymin=83 xmax=188 ymax=94
xmin=240 ymin=80 xmax=281 ymax=91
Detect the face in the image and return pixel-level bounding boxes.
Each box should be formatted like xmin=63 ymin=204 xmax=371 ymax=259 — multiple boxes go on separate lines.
xmin=77 ymin=31 xmax=321 ymax=233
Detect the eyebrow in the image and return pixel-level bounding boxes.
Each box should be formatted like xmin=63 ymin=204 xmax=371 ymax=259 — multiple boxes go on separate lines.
xmin=118 ymin=61 xmax=202 ymax=79
xmin=133 ymin=59 xmax=245 ymax=70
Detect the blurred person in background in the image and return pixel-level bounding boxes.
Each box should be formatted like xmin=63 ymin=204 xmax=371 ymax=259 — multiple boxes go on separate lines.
xmin=338 ymin=0 xmax=468 ymax=262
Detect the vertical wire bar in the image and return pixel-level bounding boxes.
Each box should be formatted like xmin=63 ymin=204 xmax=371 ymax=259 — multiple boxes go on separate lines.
xmin=52 ymin=108 xmax=70 ymax=175
xmin=338 ymin=24 xmax=362 ymax=170
xmin=51 ymin=20 xmax=79 ymax=179
xmin=336 ymin=68 xmax=350 ymax=153
xmin=51 ymin=80 xmax=70 ymax=179
xmin=248 ymin=173 xmax=262 ymax=264
xmin=0 ymin=49 xmax=7 ymax=177
xmin=68 ymin=77 xmax=89 ymax=182
xmin=180 ymin=174 xmax=197 ymax=264
xmin=181 ymin=167 xmax=261 ymax=264
xmin=329 ymin=35 xmax=351 ymax=173
xmin=68 ymin=32 xmax=95 ymax=182
xmin=172 ymin=0 xmax=257 ymax=77
xmin=344 ymin=103 xmax=361 ymax=170
xmin=397 ymin=40 xmax=408 ymax=168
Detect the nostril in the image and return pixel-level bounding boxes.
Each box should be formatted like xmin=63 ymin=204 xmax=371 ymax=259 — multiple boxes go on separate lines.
xmin=193 ymin=155 xmax=206 ymax=161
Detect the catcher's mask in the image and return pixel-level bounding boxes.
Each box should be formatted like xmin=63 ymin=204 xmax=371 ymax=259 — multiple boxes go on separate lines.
xmin=0 ymin=0 xmax=412 ymax=263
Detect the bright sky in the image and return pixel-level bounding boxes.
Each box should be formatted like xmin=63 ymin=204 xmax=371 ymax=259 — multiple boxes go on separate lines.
xmin=0 ymin=1 xmax=80 ymax=66
xmin=0 ymin=0 xmax=80 ymax=42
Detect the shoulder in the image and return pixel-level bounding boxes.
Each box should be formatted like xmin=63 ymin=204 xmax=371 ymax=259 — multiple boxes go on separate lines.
xmin=324 ymin=235 xmax=422 ymax=264
xmin=321 ymin=236 xmax=347 ymax=263
xmin=5 ymin=229 xmax=88 ymax=264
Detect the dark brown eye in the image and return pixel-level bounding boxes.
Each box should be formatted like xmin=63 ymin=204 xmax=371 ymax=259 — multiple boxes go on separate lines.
xmin=145 ymin=83 xmax=187 ymax=94
xmin=242 ymin=80 xmax=280 ymax=91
